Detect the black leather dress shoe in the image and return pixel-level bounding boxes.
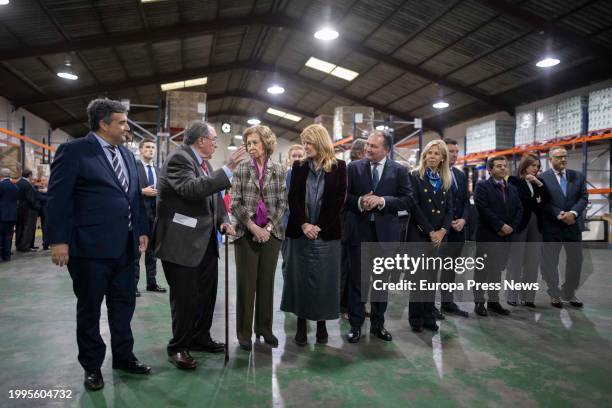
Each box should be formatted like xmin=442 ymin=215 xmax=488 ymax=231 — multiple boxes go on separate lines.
xmin=84 ymin=370 xmax=104 ymax=391
xmin=474 ymin=302 xmax=488 ymax=316
xmin=411 ymin=325 xmax=423 ymax=333
xmin=432 ymin=306 xmax=445 ymax=320
xmin=112 ymin=359 xmax=151 ymax=374
xmin=441 ymin=302 xmax=469 ymax=317
xmin=563 ymin=296 xmax=583 ymax=308
xmin=550 ymin=296 xmax=563 ymax=308
xmin=190 ymin=340 xmax=225 ymax=353
xmin=168 ymin=351 xmax=197 ymax=369
xmin=488 ymin=302 xmax=510 ymax=316
xmin=239 ymin=339 xmax=252 ymax=351
xmin=256 ymin=332 xmax=279 ymax=347
xmin=370 ymin=326 xmax=392 ymax=341
xmin=347 ymin=327 xmax=361 ymax=344
xmin=146 ymin=284 xmax=167 ymax=293
xmin=423 ymin=321 xmax=439 ymax=332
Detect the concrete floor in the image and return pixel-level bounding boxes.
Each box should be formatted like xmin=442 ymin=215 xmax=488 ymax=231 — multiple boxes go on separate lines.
xmin=1 ymin=239 xmax=611 ymax=408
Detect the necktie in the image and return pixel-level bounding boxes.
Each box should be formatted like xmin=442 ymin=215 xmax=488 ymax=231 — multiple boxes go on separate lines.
xmin=106 ymin=146 xmax=131 ymax=229
xmin=559 ymin=172 xmax=567 ymax=196
xmin=201 ymin=160 xmax=208 ymax=175
xmin=371 ymin=162 xmax=380 ymax=191
xmin=496 ymin=180 xmax=506 ymax=202
xmin=106 ymin=146 xmax=128 ymax=193
xmin=451 ymin=169 xmax=458 ymax=193
xmin=146 ymin=165 xmax=155 ymax=187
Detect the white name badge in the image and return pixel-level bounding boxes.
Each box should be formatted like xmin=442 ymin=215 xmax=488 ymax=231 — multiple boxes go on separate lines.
xmin=172 ymin=213 xmax=197 ymax=228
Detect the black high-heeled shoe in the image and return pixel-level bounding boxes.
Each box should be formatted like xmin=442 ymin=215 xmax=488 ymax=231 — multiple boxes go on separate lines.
xmin=256 ymin=332 xmax=279 ymax=347
xmin=316 ymin=321 xmax=328 ymax=344
xmin=238 ymin=339 xmax=252 ymax=351
xmin=295 ymin=318 xmax=307 ymax=346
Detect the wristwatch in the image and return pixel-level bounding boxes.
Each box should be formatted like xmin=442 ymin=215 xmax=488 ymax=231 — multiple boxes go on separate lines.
xmin=265 ymin=224 xmax=273 ymax=232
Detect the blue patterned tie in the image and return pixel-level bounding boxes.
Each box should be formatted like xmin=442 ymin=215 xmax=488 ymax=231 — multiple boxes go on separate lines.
xmin=106 ymin=146 xmax=131 ymax=229
xmin=559 ymin=172 xmax=567 ymax=196
xmin=371 ymin=162 xmax=380 ymax=190
xmin=146 ymin=165 xmax=155 ymax=186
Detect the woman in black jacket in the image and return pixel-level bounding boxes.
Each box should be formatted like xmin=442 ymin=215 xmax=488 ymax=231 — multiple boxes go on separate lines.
xmin=505 ymin=154 xmax=546 ymax=308
xmin=406 ymin=140 xmax=453 ymax=332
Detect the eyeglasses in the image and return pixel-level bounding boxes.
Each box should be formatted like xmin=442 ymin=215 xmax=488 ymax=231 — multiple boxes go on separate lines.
xmin=552 ymin=155 xmax=567 ymax=160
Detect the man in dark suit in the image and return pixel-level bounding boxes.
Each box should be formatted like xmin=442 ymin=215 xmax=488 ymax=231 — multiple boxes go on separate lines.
xmin=15 ymin=169 xmax=39 ymax=252
xmin=153 ymin=120 xmax=247 ymax=370
xmin=345 ymin=131 xmax=412 ymax=343
xmin=540 ymin=146 xmax=588 ymax=308
xmin=47 ymin=98 xmax=152 ymax=391
xmin=135 ymin=139 xmax=165 ymax=296
xmin=0 ymin=168 xmax=19 ymax=261
xmin=439 ymin=138 xmax=470 ymax=317
xmin=473 ymin=156 xmax=522 ymax=317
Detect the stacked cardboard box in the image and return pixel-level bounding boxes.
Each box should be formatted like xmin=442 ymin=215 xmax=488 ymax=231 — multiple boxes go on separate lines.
xmin=515 ymin=110 xmax=535 ymax=145
xmin=535 ymin=104 xmax=557 ymax=142
xmin=588 ymin=87 xmax=612 ymax=132
xmin=557 ymin=96 xmax=587 ymax=137
xmin=465 ymin=120 xmax=515 ymax=154
xmin=333 ymin=106 xmax=374 ymax=141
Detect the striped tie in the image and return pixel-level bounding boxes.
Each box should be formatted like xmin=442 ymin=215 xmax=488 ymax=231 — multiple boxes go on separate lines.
xmin=106 ymin=146 xmax=132 ymax=229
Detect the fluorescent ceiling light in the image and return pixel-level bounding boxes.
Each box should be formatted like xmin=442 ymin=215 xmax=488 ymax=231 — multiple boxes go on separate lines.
xmin=304 ymin=57 xmax=359 ymax=81
xmin=234 ymin=135 xmax=243 ymax=140
xmin=247 ymin=118 xmax=261 ymax=125
xmin=267 ymin=85 xmax=285 ymax=95
xmin=305 ymin=57 xmax=335 ymax=74
xmin=330 ymin=66 xmax=359 ymax=81
xmin=57 ymin=72 xmax=78 ymax=80
xmin=536 ymin=57 xmax=560 ymax=68
xmin=161 ymin=76 xmax=207 ymax=91
xmin=228 ymin=143 xmax=238 ymax=151
xmin=265 ymin=107 xmax=302 ymax=122
xmin=314 ymin=27 xmax=339 ymax=41
xmin=141 ymin=0 xmax=165 ymax=3
xmin=0 ymin=0 xmax=10 ymax=5
xmin=432 ymin=101 xmax=449 ymax=109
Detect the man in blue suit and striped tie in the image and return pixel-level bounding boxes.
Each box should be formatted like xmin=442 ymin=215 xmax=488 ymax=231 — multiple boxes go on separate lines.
xmin=47 ymin=98 xmax=151 ymax=391
xmin=540 ymin=146 xmax=588 ymax=308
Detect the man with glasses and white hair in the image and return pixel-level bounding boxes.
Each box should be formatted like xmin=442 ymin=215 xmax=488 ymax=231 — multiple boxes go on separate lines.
xmin=153 ymin=120 xmax=247 ymax=370
xmin=539 ymin=147 xmax=588 ymax=308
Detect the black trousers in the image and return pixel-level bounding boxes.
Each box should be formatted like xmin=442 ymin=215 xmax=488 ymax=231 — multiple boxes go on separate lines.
xmin=135 ymin=219 xmax=158 ymax=288
xmin=0 ymin=221 xmax=15 ymax=260
xmin=473 ymin=241 xmax=510 ymax=303
xmin=162 ymin=236 xmax=219 ymax=354
xmin=16 ymin=208 xmax=36 ymax=251
xmin=340 ymin=241 xmax=351 ymax=311
xmin=347 ymin=222 xmax=387 ymax=329
xmin=408 ymin=242 xmax=438 ymax=328
xmin=541 ymin=228 xmax=583 ymax=299
xmin=67 ymin=233 xmax=137 ymax=371
xmin=440 ymin=229 xmax=465 ymax=303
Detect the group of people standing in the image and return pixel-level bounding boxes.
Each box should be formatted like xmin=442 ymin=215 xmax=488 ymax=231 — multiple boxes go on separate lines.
xmin=45 ymin=98 xmax=588 ymax=392
xmin=0 ymin=167 xmax=49 ymax=261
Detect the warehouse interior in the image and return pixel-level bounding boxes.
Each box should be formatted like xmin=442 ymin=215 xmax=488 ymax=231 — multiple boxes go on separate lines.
xmin=0 ymin=0 xmax=611 ymax=406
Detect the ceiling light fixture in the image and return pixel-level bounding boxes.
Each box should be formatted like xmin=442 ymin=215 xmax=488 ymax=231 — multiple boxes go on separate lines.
xmin=161 ymin=76 xmax=207 ymax=91
xmin=0 ymin=0 xmax=10 ymax=5
xmin=314 ymin=27 xmax=339 ymax=41
xmin=536 ymin=57 xmax=560 ymax=68
xmin=304 ymin=57 xmax=359 ymax=82
xmin=234 ymin=134 xmax=243 ymax=140
xmin=267 ymin=85 xmax=285 ymax=95
xmin=247 ymin=118 xmax=261 ymax=125
xmin=265 ymin=107 xmax=302 ymax=122
xmin=228 ymin=139 xmax=238 ymax=151
xmin=57 ymin=57 xmax=78 ymax=81
xmin=432 ymin=101 xmax=450 ymax=109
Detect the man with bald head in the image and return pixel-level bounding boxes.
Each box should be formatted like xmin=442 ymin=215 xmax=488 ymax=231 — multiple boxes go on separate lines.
xmin=540 ymin=147 xmax=588 ymax=308
xmin=0 ymin=168 xmax=19 ymax=261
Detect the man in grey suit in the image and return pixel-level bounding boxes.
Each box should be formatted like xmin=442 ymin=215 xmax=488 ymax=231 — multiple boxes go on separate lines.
xmin=540 ymin=146 xmax=588 ymax=308
xmin=153 ymin=121 xmax=246 ymax=370
xmin=135 ymin=139 xmax=165 ymax=296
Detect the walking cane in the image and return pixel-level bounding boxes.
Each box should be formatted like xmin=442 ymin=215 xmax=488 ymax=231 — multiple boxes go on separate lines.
xmin=224 ymin=234 xmax=229 ymax=364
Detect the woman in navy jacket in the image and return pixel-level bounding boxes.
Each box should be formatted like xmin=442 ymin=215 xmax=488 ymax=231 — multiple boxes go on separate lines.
xmin=406 ymin=140 xmax=453 ymax=332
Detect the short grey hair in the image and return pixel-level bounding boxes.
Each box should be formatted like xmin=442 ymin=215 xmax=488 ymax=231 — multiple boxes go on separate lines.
xmin=183 ymin=121 xmax=211 ymax=146
xmin=1 ymin=168 xmax=11 ymax=178
xmin=87 ymin=98 xmax=127 ymax=131
xmin=370 ymin=130 xmax=393 ymax=151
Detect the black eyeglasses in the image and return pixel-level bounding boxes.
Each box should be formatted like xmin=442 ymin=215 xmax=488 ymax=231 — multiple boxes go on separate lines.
xmin=552 ymin=155 xmax=567 ymax=160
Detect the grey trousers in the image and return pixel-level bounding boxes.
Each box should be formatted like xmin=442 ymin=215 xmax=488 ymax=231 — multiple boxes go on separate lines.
xmin=505 ymin=213 xmax=542 ymax=303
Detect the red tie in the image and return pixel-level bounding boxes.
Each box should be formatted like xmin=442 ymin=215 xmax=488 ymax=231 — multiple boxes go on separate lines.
xmin=201 ymin=161 xmax=208 ymax=175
